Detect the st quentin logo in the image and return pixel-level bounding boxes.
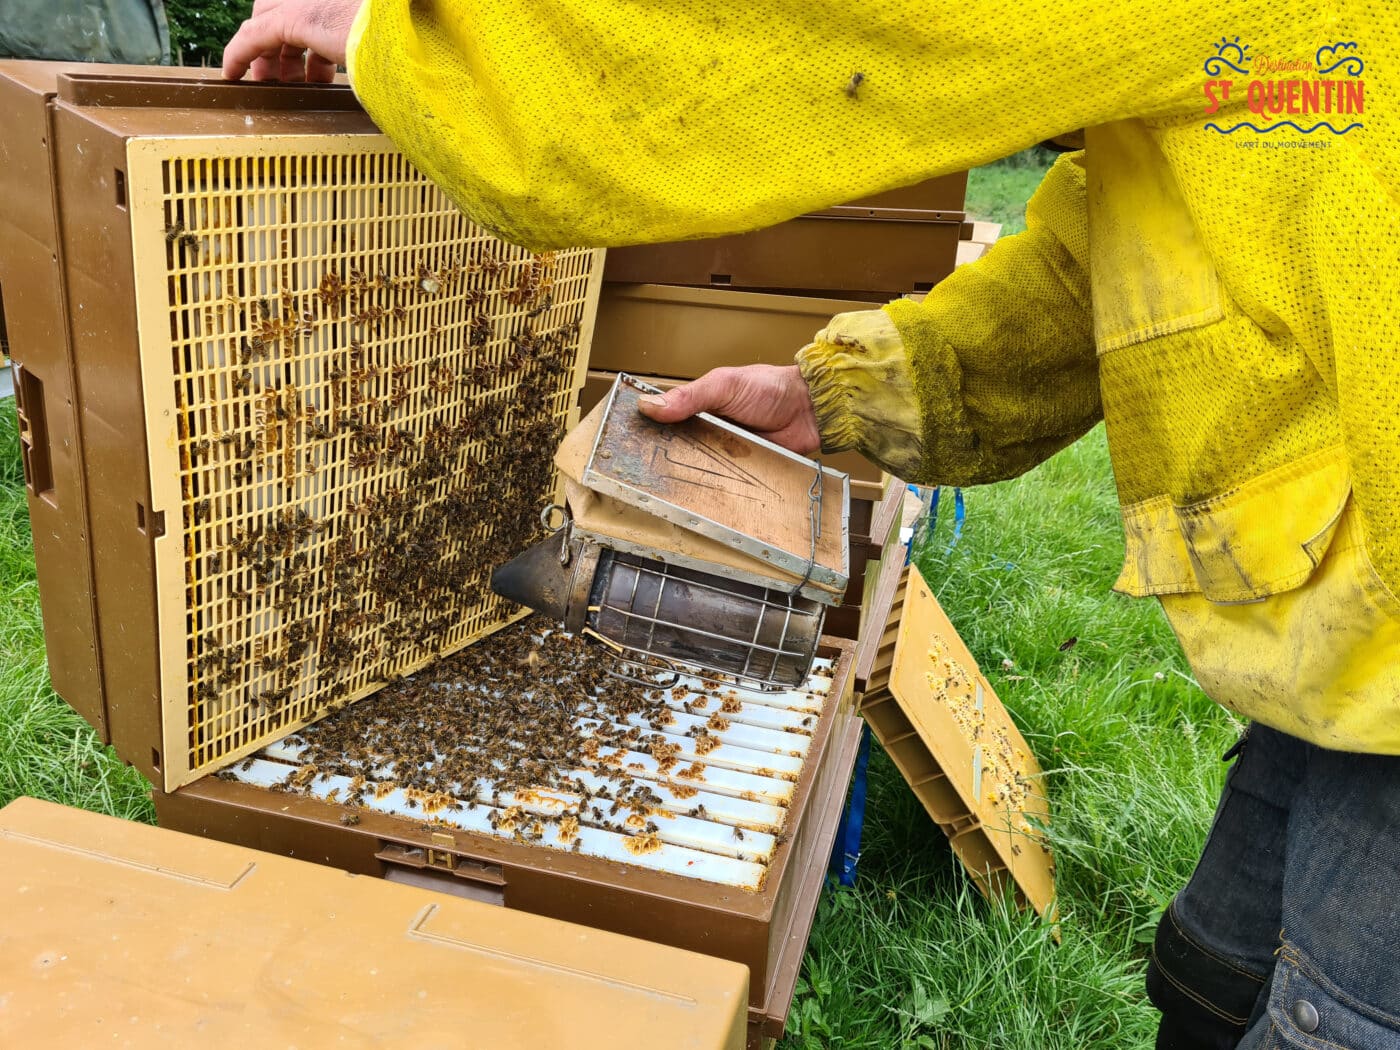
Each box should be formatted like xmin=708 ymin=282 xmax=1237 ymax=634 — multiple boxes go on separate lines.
xmin=1202 ymin=36 xmax=1364 ymax=135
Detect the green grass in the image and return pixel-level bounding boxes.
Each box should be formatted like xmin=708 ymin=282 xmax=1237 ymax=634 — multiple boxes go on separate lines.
xmin=0 ymin=344 xmax=1234 ymax=1043
xmin=965 ymin=149 xmax=1059 ymax=236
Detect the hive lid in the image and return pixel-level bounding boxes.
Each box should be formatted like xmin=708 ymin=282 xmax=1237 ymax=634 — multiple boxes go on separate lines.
xmin=554 ymin=373 xmax=849 ymax=601
xmin=859 ymin=568 xmax=1056 ymax=917
xmin=0 ymin=796 xmax=749 ymax=1050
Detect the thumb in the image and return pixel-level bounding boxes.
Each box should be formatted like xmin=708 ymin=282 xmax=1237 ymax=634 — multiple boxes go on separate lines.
xmin=636 ymin=371 xmax=736 ymax=424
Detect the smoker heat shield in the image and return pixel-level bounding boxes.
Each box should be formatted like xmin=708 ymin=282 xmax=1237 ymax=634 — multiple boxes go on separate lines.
xmin=0 ymin=63 xmax=604 ymax=790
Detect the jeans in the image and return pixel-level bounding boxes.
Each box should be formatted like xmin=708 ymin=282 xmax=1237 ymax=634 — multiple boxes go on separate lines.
xmin=1147 ymin=724 xmax=1400 ymax=1049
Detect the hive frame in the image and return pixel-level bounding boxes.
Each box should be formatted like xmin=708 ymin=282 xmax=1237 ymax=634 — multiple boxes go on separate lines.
xmin=126 ymin=134 xmax=603 ymax=789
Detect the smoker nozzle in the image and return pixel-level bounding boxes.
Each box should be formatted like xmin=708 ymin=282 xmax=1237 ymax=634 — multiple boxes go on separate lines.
xmin=489 ymin=530 xmax=575 ymax=621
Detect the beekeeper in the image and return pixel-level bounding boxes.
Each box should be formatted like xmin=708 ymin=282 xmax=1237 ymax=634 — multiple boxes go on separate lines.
xmin=224 ymin=4 xmax=1398 ymax=1047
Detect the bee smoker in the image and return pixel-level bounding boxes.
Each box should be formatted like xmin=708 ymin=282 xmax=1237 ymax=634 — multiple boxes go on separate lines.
xmin=493 ymin=372 xmax=851 ymax=690
xmin=491 ymin=524 xmax=829 ymax=691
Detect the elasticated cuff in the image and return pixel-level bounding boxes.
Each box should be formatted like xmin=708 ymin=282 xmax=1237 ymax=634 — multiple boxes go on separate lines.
xmin=796 ymin=341 xmax=863 ymax=453
xmin=794 ymin=308 xmax=924 ymax=480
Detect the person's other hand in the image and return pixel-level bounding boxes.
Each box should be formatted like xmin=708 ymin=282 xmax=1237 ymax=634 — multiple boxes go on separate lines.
xmin=223 ymin=0 xmax=364 ymax=83
xmin=636 ymin=364 xmax=821 ymax=455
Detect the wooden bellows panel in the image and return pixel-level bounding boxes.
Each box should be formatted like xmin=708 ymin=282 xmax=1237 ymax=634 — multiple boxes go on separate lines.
xmin=859 ymin=566 xmax=1055 ymax=916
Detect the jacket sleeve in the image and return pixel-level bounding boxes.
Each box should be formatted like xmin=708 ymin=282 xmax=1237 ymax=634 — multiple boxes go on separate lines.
xmin=344 ymin=0 xmax=1321 ymax=249
xmin=796 ymin=152 xmax=1098 ymax=486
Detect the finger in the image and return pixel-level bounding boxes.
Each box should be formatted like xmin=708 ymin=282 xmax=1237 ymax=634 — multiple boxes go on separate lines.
xmin=249 ymin=51 xmax=281 ymax=82
xmin=306 ymin=51 xmax=338 ymax=83
xmin=279 ymin=43 xmax=308 ymax=82
xmin=223 ymin=14 xmax=282 ymax=79
xmin=636 ymin=370 xmax=739 ymax=423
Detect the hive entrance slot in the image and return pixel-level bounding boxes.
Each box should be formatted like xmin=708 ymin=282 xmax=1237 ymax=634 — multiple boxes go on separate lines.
xmin=15 ymin=368 xmax=52 ymax=497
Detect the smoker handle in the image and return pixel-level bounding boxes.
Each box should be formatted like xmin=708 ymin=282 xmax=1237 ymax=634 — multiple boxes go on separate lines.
xmin=12 ymin=363 xmax=53 ymax=498
xmin=54 ymin=72 xmax=362 ymax=113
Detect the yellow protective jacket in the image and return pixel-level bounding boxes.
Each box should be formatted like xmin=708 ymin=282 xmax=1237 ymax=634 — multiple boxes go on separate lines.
xmin=347 ymin=2 xmax=1400 ymax=753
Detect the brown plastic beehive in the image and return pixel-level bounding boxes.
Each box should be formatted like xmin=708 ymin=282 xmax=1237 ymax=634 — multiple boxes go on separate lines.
xmin=0 ymin=62 xmax=603 ymax=791
xmin=0 ymin=61 xmax=870 ymax=1047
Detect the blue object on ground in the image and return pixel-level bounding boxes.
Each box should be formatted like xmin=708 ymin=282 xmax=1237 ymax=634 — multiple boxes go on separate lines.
xmin=828 ymin=723 xmax=873 ymax=887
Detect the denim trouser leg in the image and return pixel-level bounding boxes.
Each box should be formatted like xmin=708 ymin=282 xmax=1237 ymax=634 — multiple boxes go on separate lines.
xmin=1148 ymin=725 xmax=1302 ymax=1048
xmin=1150 ymin=724 xmax=1400 ymax=1050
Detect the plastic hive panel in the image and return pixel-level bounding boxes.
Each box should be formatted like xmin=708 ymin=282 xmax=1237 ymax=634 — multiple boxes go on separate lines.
xmin=858 ymin=567 xmax=1056 ymax=917
xmin=134 ymin=139 xmax=602 ymax=788
xmin=0 ymin=64 xmax=605 ymax=791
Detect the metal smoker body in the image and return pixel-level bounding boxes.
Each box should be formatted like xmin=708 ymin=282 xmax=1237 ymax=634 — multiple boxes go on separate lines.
xmin=494 ymin=527 xmax=827 ymax=689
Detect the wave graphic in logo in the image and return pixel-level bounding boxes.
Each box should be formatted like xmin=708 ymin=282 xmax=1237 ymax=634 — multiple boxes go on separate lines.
xmin=1205 ymin=120 xmax=1364 ymax=135
xmin=1315 ymin=42 xmax=1364 ymax=76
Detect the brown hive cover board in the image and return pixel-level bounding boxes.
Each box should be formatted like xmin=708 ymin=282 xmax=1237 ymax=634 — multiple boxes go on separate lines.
xmin=0 ymin=796 xmax=750 ymax=1049
xmin=858 ymin=567 xmax=1057 ymax=917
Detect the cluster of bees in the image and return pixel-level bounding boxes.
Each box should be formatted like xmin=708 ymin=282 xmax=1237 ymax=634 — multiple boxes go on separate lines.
xmin=924 ymin=641 xmax=1038 ymax=842
xmin=170 ymin=216 xmax=588 ymax=759
xmin=260 ymin=620 xmax=752 ymax=856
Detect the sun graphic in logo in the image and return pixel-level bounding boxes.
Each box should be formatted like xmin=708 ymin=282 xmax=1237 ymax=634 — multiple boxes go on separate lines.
xmin=1204 ymin=36 xmax=1252 ymax=75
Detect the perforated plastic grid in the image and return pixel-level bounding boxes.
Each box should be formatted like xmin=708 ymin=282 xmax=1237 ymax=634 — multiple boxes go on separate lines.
xmin=145 ymin=145 xmax=598 ymax=783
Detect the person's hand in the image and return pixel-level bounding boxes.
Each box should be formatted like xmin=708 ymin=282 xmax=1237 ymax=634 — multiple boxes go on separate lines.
xmin=222 ymin=0 xmax=364 ymax=83
xmin=637 ymin=364 xmax=821 ymax=455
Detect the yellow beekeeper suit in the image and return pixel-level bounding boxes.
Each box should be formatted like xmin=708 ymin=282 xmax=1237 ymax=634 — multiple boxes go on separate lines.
xmin=345 ymin=2 xmax=1399 ymax=753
